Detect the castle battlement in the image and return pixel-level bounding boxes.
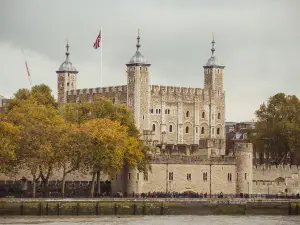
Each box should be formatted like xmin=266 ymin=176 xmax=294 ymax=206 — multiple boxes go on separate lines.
xmin=150 ymin=85 xmax=203 ymax=96
xmin=253 ymin=164 xmax=300 ymax=172
xmin=67 ymin=85 xmax=127 ymax=96
xmin=152 ymin=154 xmax=236 ymax=165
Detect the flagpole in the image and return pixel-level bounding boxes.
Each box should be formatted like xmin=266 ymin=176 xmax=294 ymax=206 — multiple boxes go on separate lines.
xmin=22 ymin=49 xmax=32 ymax=87
xmin=100 ymin=27 xmax=103 ymax=86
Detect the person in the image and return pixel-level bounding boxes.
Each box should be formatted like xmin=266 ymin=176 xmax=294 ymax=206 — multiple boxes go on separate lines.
xmin=20 ymin=177 xmax=28 ymax=197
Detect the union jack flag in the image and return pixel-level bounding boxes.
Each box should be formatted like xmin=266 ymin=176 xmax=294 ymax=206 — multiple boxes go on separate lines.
xmin=93 ymin=31 xmax=101 ymax=49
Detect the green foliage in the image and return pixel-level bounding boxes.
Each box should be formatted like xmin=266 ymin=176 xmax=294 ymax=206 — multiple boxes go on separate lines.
xmin=61 ymin=97 xmax=139 ymax=137
xmin=254 ymin=93 xmax=300 ymax=163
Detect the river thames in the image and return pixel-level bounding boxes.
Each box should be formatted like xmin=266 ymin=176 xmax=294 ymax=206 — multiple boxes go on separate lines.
xmin=1 ymin=216 xmax=300 ymax=225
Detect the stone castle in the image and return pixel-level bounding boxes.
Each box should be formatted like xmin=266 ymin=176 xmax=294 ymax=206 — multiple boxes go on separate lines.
xmin=54 ymin=32 xmax=300 ymax=195
xmin=1 ymin=32 xmax=299 ymax=195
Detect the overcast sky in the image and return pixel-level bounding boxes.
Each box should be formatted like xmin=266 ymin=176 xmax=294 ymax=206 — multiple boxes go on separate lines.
xmin=0 ymin=0 xmax=299 ymax=122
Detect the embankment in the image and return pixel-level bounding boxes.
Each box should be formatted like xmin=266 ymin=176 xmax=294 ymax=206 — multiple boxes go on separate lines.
xmin=0 ymin=198 xmax=300 ymax=216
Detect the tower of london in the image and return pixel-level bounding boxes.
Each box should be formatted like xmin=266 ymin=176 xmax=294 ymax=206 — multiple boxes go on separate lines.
xmin=2 ymin=32 xmax=298 ymax=196
xmin=55 ymin=32 xmax=256 ymax=195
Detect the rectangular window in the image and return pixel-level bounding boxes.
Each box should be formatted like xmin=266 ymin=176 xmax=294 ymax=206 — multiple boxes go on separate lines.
xmin=144 ymin=172 xmax=148 ymax=181
xmin=187 ymin=173 xmax=191 ymax=181
xmin=196 ymin=127 xmax=198 ymax=133
xmin=237 ymin=173 xmax=238 ymax=181
xmin=203 ymin=172 xmax=207 ymax=181
xmin=228 ymin=173 xmax=232 ymax=182
xmin=245 ymin=173 xmax=247 ymax=180
xmin=128 ymin=173 xmax=131 ymax=180
xmin=137 ymin=173 xmax=139 ymax=180
xmin=169 ymin=172 xmax=173 ymax=180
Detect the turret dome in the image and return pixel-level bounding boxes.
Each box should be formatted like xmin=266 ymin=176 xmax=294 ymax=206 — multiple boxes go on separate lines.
xmin=206 ymin=56 xmax=218 ymax=66
xmin=129 ymin=51 xmax=147 ymax=64
xmin=127 ymin=29 xmax=150 ymax=66
xmin=56 ymin=43 xmax=78 ymax=73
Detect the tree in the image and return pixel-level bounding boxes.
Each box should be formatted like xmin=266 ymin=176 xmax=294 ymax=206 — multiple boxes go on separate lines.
xmin=81 ymin=118 xmax=128 ymax=196
xmin=7 ymin=84 xmax=57 ymax=111
xmin=4 ymin=99 xmax=65 ymax=196
xmin=0 ymin=120 xmax=20 ymax=174
xmin=253 ymin=93 xmax=300 ymax=164
xmin=61 ymin=98 xmax=151 ymax=196
xmin=61 ymin=97 xmax=139 ymax=136
xmin=3 ymin=84 xmax=63 ymax=197
xmin=56 ymin=126 xmax=93 ymax=196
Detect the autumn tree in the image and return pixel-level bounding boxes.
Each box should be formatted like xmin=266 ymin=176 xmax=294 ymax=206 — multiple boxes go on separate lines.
xmin=56 ymin=126 xmax=93 ymax=196
xmin=253 ymin=93 xmax=300 ymax=164
xmin=81 ymin=118 xmax=128 ymax=196
xmin=3 ymin=84 xmax=64 ymax=196
xmin=0 ymin=120 xmax=20 ymax=174
xmin=61 ymin=98 xmax=149 ymax=196
xmin=61 ymin=97 xmax=139 ymax=136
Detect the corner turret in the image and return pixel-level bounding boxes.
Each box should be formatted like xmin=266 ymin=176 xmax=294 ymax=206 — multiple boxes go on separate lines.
xmin=56 ymin=39 xmax=78 ymax=103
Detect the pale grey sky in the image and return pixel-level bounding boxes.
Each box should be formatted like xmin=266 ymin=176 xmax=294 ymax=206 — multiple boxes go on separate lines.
xmin=0 ymin=0 xmax=299 ymax=122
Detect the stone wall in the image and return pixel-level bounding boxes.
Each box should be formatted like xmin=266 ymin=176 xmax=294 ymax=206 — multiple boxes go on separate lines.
xmin=66 ymin=85 xmax=128 ymax=105
xmin=149 ymin=85 xmax=225 ymax=145
xmin=252 ymin=165 xmax=300 ymax=194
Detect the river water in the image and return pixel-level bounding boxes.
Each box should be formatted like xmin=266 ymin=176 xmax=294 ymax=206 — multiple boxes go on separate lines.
xmin=1 ymin=216 xmax=300 ymax=225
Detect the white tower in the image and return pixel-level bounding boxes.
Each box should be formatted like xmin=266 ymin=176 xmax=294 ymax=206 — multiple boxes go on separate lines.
xmin=126 ymin=30 xmax=151 ymax=133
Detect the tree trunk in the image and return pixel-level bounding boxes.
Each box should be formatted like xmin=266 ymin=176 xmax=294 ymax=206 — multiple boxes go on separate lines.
xmin=90 ymin=172 xmax=96 ymax=197
xmin=32 ymin=175 xmax=36 ymax=198
xmin=62 ymin=174 xmax=66 ymax=198
xmin=96 ymin=170 xmax=101 ymax=197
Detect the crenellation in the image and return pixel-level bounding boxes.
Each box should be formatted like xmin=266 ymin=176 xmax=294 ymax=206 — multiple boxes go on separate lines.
xmin=152 ymin=154 xmax=236 ymax=165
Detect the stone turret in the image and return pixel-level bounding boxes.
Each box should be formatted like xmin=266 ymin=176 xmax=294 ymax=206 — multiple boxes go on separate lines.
xmin=56 ymin=40 xmax=78 ymax=103
xmin=235 ymin=141 xmax=253 ymax=195
xmin=126 ymin=29 xmax=151 ymax=133
xmin=202 ymin=34 xmax=226 ymax=150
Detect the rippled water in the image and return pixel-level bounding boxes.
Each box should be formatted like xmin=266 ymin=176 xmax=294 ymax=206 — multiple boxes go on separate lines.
xmin=1 ymin=216 xmax=300 ymax=225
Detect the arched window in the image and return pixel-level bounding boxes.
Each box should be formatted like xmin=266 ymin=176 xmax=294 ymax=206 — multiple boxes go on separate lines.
xmin=217 ymin=128 xmax=220 ymax=135
xmin=165 ymin=109 xmax=168 ymax=114
xmin=202 ymin=112 xmax=205 ymax=119
xmin=169 ymin=125 xmax=173 ymax=133
xmin=218 ymin=113 xmax=221 ymax=119
xmin=168 ymin=109 xmax=170 ymax=114
xmin=150 ymin=109 xmax=153 ymax=114
xmin=201 ymin=127 xmax=204 ymax=134
xmin=186 ymin=111 xmax=190 ymax=117
xmin=185 ymin=126 xmax=189 ymax=134
xmin=152 ymin=124 xmax=156 ymax=132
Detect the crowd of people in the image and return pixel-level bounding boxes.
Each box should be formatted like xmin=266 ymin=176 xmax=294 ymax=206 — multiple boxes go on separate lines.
xmin=1 ymin=178 xmax=299 ymax=199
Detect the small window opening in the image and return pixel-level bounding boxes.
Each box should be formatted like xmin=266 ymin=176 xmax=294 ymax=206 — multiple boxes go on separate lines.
xmin=186 ymin=111 xmax=190 ymax=117
xmin=201 ymin=127 xmax=204 ymax=134
xmin=169 ymin=125 xmax=173 ymax=132
xmin=152 ymin=124 xmax=156 ymax=132
xmin=169 ymin=172 xmax=173 ymax=180
xmin=185 ymin=126 xmax=189 ymax=134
